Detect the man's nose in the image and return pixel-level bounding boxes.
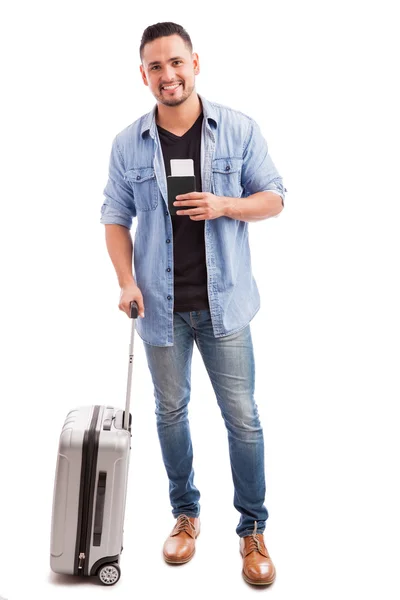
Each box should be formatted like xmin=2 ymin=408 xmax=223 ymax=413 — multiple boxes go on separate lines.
xmin=163 ymin=65 xmax=177 ymax=81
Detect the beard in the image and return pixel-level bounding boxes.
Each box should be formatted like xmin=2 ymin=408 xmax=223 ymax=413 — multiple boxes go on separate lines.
xmin=154 ymin=80 xmax=195 ymax=107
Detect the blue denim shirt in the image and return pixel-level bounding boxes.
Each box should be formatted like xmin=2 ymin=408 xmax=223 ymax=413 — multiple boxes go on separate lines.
xmin=100 ymin=94 xmax=287 ymax=346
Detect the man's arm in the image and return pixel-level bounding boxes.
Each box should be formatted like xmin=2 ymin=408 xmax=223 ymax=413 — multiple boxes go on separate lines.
xmin=237 ymin=117 xmax=287 ymax=221
xmin=104 ymin=224 xmax=135 ymax=287
xmin=101 ymin=135 xmax=137 ymax=229
xmin=223 ymin=190 xmax=283 ymax=222
xmin=101 ymin=138 xmax=144 ymax=317
xmin=101 ymin=134 xmax=136 ymax=285
xmin=103 ymin=224 xmax=145 ymax=318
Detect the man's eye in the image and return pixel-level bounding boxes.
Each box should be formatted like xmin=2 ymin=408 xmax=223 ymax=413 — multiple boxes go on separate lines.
xmin=151 ymin=61 xmax=181 ymax=71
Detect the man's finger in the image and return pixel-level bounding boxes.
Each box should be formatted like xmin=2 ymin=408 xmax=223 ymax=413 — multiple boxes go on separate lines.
xmin=174 ymin=200 xmax=197 ymax=205
xmin=177 ymin=207 xmax=205 ymax=215
xmin=175 ymin=192 xmax=203 ymax=201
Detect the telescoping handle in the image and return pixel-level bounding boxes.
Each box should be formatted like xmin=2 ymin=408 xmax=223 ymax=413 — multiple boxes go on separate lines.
xmin=124 ymin=300 xmax=139 ymax=431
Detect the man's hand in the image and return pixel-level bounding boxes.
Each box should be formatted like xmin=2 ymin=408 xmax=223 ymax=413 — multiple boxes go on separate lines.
xmin=119 ymin=283 xmax=145 ymax=318
xmin=174 ymin=192 xmax=228 ymax=221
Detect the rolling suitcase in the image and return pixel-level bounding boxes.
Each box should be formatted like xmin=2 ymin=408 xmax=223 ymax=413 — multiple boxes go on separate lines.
xmin=50 ymin=301 xmax=138 ymax=585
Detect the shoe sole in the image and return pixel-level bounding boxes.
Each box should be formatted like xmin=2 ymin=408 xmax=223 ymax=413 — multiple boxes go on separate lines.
xmin=163 ymin=548 xmax=195 ymax=564
xmin=242 ymin=570 xmax=276 ymax=586
xmin=163 ymin=529 xmax=200 ymax=565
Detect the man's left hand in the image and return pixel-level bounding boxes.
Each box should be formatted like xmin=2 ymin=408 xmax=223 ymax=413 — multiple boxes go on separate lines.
xmin=174 ymin=192 xmax=227 ymax=220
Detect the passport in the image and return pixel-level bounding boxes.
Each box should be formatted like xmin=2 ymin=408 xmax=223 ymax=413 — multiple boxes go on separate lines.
xmin=167 ymin=175 xmax=197 ymax=216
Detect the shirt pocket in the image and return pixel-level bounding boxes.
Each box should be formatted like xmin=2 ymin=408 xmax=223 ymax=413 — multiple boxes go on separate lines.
xmin=124 ymin=167 xmax=158 ymax=211
xmin=211 ymin=157 xmax=243 ymax=198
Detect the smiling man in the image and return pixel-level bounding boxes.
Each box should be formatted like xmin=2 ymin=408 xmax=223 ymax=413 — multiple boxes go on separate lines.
xmin=100 ymin=21 xmax=287 ymax=586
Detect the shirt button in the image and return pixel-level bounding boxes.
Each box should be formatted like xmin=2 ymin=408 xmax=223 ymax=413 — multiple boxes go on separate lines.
xmin=166 ymin=267 xmax=171 ymax=272
xmin=167 ymin=295 xmax=172 ymax=300
xmin=166 ymin=239 xmax=171 ymax=243
xmin=225 ymin=165 xmax=230 ymax=171
xmin=136 ymin=175 xmax=141 ymax=180
xmin=165 ymin=211 xmax=169 ymax=216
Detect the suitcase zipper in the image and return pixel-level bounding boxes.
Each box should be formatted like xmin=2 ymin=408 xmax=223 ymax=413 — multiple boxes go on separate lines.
xmin=75 ymin=405 xmax=101 ymax=576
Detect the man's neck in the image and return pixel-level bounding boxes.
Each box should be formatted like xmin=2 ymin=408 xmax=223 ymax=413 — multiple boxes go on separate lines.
xmin=155 ymin=92 xmax=202 ymax=134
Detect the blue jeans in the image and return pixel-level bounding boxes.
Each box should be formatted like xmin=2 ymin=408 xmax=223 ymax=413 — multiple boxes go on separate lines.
xmin=142 ymin=309 xmax=269 ymax=537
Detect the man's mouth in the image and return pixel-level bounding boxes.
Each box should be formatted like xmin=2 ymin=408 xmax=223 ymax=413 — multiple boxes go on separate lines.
xmin=161 ymin=82 xmax=182 ymax=92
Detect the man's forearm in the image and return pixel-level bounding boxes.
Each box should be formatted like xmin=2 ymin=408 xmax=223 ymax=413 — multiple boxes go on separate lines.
xmin=104 ymin=224 xmax=136 ymax=287
xmin=223 ymin=191 xmax=283 ymax=222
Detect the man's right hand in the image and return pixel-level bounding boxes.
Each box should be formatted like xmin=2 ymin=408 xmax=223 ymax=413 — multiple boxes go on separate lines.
xmin=119 ymin=283 xmax=145 ymax=318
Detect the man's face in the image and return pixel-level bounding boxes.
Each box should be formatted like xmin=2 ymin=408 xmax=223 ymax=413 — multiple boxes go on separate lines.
xmin=140 ymin=34 xmax=199 ymax=107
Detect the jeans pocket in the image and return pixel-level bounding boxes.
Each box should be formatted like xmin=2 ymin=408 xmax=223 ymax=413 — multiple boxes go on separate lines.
xmin=125 ymin=167 xmax=158 ymax=211
xmin=211 ymin=157 xmax=243 ymax=198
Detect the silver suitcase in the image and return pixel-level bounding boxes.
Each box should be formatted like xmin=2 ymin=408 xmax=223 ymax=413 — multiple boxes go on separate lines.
xmin=50 ymin=301 xmax=138 ymax=585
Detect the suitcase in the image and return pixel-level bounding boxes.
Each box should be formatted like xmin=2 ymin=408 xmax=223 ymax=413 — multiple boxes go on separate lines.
xmin=50 ymin=301 xmax=138 ymax=585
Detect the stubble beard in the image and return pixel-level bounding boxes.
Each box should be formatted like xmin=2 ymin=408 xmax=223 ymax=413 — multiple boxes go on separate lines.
xmin=156 ymin=80 xmax=195 ymax=107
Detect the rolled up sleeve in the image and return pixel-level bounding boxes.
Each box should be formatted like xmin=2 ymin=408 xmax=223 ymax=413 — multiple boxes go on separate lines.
xmin=100 ymin=136 xmax=136 ymax=229
xmin=241 ymin=119 xmax=287 ymax=206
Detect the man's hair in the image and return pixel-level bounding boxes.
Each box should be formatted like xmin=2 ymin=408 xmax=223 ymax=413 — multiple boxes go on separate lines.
xmin=139 ymin=22 xmax=193 ymax=62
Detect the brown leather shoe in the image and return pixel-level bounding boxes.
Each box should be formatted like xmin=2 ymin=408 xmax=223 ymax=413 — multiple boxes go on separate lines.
xmin=240 ymin=521 xmax=276 ymax=585
xmin=163 ymin=514 xmax=200 ymax=564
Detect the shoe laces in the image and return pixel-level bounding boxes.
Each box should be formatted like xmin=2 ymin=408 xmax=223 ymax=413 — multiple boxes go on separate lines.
xmin=172 ymin=514 xmax=196 ymax=538
xmin=244 ymin=521 xmax=269 ymax=557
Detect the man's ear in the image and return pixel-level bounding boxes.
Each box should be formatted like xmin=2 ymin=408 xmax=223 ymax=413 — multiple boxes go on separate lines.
xmin=140 ymin=65 xmax=148 ymax=86
xmin=193 ymin=52 xmax=200 ymax=75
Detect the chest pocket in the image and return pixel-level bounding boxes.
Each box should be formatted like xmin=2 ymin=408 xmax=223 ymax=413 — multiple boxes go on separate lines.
xmin=211 ymin=157 xmax=243 ymax=198
xmin=124 ymin=167 xmax=158 ymax=211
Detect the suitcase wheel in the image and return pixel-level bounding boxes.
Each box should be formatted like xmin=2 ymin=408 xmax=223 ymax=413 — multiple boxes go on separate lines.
xmin=97 ymin=563 xmax=121 ymax=585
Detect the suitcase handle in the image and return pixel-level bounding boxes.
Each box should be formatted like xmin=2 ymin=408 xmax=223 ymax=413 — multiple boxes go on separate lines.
xmin=124 ymin=301 xmax=139 ymax=430
xmin=130 ymin=301 xmax=139 ymax=319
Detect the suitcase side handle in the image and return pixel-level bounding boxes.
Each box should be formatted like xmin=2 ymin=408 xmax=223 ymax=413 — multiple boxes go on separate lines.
xmin=124 ymin=301 xmax=139 ymax=431
xmin=93 ymin=471 xmax=107 ymax=546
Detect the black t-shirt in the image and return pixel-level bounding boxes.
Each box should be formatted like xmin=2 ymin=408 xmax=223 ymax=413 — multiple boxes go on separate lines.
xmin=157 ymin=112 xmax=210 ymax=312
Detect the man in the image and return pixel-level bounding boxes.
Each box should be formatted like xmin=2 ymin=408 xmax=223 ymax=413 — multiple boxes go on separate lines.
xmin=100 ymin=21 xmax=287 ymax=586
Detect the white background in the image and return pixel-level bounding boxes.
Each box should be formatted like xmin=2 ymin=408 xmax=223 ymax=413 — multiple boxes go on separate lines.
xmin=1 ymin=0 xmax=399 ymax=598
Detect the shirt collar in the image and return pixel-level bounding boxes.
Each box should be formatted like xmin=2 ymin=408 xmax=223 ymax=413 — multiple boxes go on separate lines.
xmin=140 ymin=93 xmax=218 ymax=138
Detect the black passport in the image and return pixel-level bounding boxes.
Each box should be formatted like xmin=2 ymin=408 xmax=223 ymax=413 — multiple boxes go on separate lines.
xmin=167 ymin=175 xmax=197 ymax=216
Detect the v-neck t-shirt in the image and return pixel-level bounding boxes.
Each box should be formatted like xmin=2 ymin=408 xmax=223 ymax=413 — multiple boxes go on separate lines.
xmin=157 ymin=112 xmax=209 ymax=312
